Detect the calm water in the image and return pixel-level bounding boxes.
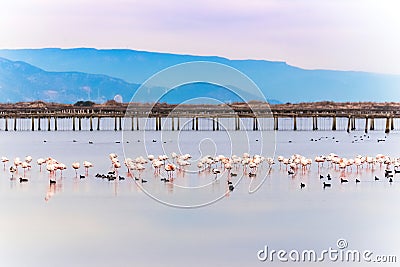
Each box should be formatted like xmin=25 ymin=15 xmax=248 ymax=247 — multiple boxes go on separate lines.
xmin=1 ymin=130 xmax=400 ymax=267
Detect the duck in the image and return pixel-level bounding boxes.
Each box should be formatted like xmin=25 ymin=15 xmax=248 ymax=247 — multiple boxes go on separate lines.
xmin=323 ymin=182 xmax=331 ymax=188
xmin=19 ymin=177 xmax=28 ymax=183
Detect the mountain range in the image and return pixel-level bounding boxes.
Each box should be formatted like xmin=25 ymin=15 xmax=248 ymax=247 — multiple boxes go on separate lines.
xmin=0 ymin=48 xmax=399 ymax=104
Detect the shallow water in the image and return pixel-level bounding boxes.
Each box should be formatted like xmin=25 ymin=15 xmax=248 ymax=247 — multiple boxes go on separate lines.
xmin=1 ymin=130 xmax=399 ymax=266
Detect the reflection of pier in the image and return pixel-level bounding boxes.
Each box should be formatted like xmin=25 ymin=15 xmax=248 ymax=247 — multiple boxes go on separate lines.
xmin=0 ymin=101 xmax=399 ymax=133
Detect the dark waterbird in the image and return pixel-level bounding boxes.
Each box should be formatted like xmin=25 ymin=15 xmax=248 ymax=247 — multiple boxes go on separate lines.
xmin=323 ymin=182 xmax=331 ymax=188
xmin=288 ymin=170 xmax=295 ymax=175
xmin=389 ymin=178 xmax=393 ymax=183
xmin=19 ymin=177 xmax=28 ymax=183
xmin=340 ymin=178 xmax=348 ymax=183
xmin=230 ymin=173 xmax=237 ymax=177
xmin=49 ymin=179 xmax=56 ymax=184
xmin=80 ymin=175 xmax=86 ymax=179
xmin=355 ymin=179 xmax=360 ymax=184
xmin=319 ymin=175 xmax=324 ymax=179
xmin=300 ymin=183 xmax=306 ymax=189
xmin=141 ymin=179 xmax=148 ymax=183
xmin=228 ymin=185 xmax=234 ymax=191
xmin=375 ymin=176 xmax=380 ymax=181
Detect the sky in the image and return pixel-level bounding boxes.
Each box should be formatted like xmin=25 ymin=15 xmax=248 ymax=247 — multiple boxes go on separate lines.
xmin=0 ymin=0 xmax=399 ymax=74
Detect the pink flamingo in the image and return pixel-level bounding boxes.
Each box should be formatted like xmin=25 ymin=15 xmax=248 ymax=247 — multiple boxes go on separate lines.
xmin=46 ymin=164 xmax=55 ymax=180
xmin=21 ymin=162 xmax=30 ymax=177
xmin=165 ymin=163 xmax=176 ymax=179
xmin=37 ymin=158 xmax=46 ymax=172
xmin=56 ymin=163 xmax=67 ymax=177
xmin=83 ymin=161 xmax=93 ymax=176
xmin=1 ymin=156 xmax=9 ymax=170
xmin=72 ymin=162 xmax=80 ymax=177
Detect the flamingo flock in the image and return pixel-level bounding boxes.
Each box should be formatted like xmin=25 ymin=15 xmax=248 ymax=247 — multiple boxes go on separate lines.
xmin=2 ymin=151 xmax=399 ymax=193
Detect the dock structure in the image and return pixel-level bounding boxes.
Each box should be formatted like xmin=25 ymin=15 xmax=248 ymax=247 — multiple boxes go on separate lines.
xmin=0 ymin=101 xmax=399 ymax=132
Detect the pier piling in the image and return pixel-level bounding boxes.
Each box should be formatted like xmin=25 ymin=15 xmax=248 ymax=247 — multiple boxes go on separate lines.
xmin=370 ymin=117 xmax=374 ymax=131
xmin=293 ymin=116 xmax=297 ymax=131
xmin=332 ymin=116 xmax=337 ymax=131
xmin=347 ymin=116 xmax=351 ymax=133
xmin=385 ymin=117 xmax=390 ymax=134
xmin=31 ymin=117 xmax=35 ymax=131
xmin=89 ymin=116 xmax=93 ymax=131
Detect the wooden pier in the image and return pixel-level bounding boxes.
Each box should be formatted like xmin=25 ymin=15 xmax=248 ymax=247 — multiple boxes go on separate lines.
xmin=0 ymin=101 xmax=399 ymax=132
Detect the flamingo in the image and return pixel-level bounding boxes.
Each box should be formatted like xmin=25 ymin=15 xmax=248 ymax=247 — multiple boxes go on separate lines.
xmin=83 ymin=161 xmax=93 ymax=176
xmin=165 ymin=163 xmax=176 ymax=179
xmin=37 ymin=158 xmax=46 ymax=172
xmin=315 ymin=156 xmax=325 ymax=169
xmin=25 ymin=156 xmax=33 ymax=169
xmin=113 ymin=161 xmax=121 ymax=174
xmin=277 ymin=156 xmax=284 ymax=167
xmin=21 ymin=161 xmax=30 ymax=177
xmin=13 ymin=157 xmax=22 ymax=173
xmin=56 ymin=163 xmax=67 ymax=177
xmin=1 ymin=156 xmax=9 ymax=170
xmin=46 ymin=163 xmax=55 ymax=179
xmin=72 ymin=162 xmax=80 ymax=177
xmin=197 ymin=162 xmax=204 ymax=172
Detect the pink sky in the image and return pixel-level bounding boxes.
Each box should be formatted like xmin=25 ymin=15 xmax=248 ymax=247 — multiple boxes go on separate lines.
xmin=0 ymin=0 xmax=399 ymax=74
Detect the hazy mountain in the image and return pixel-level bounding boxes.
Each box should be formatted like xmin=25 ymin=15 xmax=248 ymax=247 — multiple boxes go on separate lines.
xmin=0 ymin=57 xmax=138 ymax=103
xmin=1 ymin=48 xmax=399 ymax=103
xmin=0 ymin=57 xmax=269 ymax=104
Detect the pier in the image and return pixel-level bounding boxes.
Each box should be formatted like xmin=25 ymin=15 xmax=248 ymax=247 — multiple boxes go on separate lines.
xmin=0 ymin=101 xmax=399 ymax=132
